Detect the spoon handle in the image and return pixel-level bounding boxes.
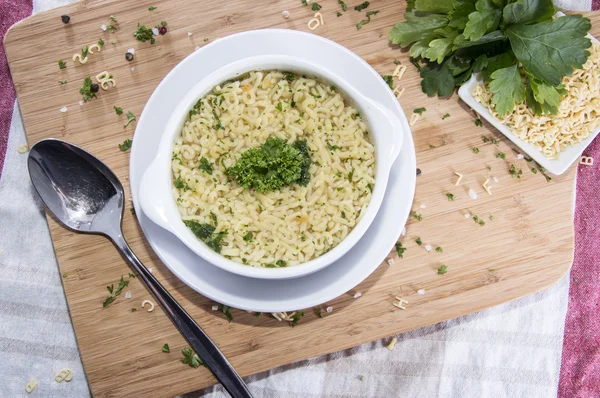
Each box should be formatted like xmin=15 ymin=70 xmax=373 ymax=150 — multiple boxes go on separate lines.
xmin=112 ymin=234 xmax=253 ymax=398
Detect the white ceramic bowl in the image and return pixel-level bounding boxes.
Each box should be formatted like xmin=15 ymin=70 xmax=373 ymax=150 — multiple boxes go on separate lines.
xmin=139 ymin=55 xmax=403 ymax=280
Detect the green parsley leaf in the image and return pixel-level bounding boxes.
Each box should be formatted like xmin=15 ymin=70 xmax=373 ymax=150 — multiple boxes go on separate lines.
xmin=531 ymin=167 xmax=538 ymax=174
xmin=436 ymin=246 xmax=443 ymax=253
xmin=338 ymin=0 xmax=347 ymax=11
xmin=114 ymin=276 xmax=129 ymax=296
xmin=495 ymin=152 xmax=506 ymax=159
xmin=354 ymin=1 xmax=369 ymax=11
xmin=411 ymin=210 xmax=423 ymax=221
xmin=98 ymin=38 xmax=105 ymax=47
xmin=489 ymin=215 xmax=494 ymax=220
xmin=180 ymin=347 xmax=204 ymax=368
xmin=488 ymin=65 xmax=526 ymax=116
xmin=124 ymin=111 xmax=136 ymax=128
xmin=134 ymin=23 xmax=156 ymax=44
xmin=509 ymin=163 xmax=523 ymax=179
xmin=420 ymin=62 xmax=454 ymax=97
xmin=106 ymin=24 xmax=118 ymax=32
xmin=348 ymin=167 xmax=355 ymax=182
xmin=505 ymin=15 xmax=591 ymax=86
xmin=198 ymin=157 xmax=212 ymax=174
xmin=311 ymin=3 xmax=322 ymax=11
xmin=503 ymin=0 xmax=554 ymax=25
xmin=103 ymin=296 xmax=116 ymax=307
xmin=184 ymin=221 xmax=215 ymax=240
xmin=114 ymin=106 xmax=123 ymax=115
xmin=425 ymin=30 xmax=459 ymax=64
xmin=388 ymin=13 xmax=447 ymax=47
xmin=58 ymin=80 xmax=67 ymax=85
xmin=446 ymin=193 xmax=455 ymax=201
xmin=475 ymin=118 xmax=483 ymax=127
xmin=395 ymin=242 xmax=406 ymax=258
xmin=81 ymin=45 xmax=89 ymax=59
xmin=131 ymin=308 xmax=137 ymax=312
xmin=413 ymin=107 xmax=426 ymax=115
xmin=162 ymin=343 xmax=170 ymax=353
xmin=415 ymin=0 xmax=454 ymax=13
xmin=80 ymin=77 xmax=97 ymax=102
xmin=109 ymin=15 xmax=118 ymax=23
xmin=275 ymin=102 xmax=283 ymax=112
xmin=356 ymin=10 xmax=379 ymax=30
xmin=448 ymin=0 xmax=476 ymax=30
xmin=472 ymin=147 xmax=480 ymax=154
xmin=118 ymin=139 xmax=132 ymax=151
xmin=58 ymin=59 xmax=67 ymax=69
xmin=174 ymin=176 xmax=190 ymax=191
xmin=148 ymin=6 xmax=158 ymax=10
xmin=107 ymin=284 xmax=114 ymax=294
xmin=463 ymin=0 xmax=502 ymax=42
xmin=276 ymin=260 xmax=287 ymax=267
xmin=415 ymin=237 xmax=422 ymax=245
xmin=382 ymin=75 xmax=394 ymax=89
xmin=243 ymin=231 xmax=253 ymax=242
xmin=222 ymin=305 xmax=233 ymax=322
xmin=442 ymin=113 xmax=451 ymax=119
xmin=128 ymin=272 xmax=137 ymax=278
xmin=437 ymin=265 xmax=448 ymax=275
xmin=290 ymin=311 xmax=304 ymax=327
xmin=337 ymin=12 xmax=343 ymax=17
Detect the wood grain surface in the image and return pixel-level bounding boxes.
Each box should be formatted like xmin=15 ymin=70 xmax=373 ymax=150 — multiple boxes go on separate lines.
xmin=6 ymin=1 xmax=596 ymax=396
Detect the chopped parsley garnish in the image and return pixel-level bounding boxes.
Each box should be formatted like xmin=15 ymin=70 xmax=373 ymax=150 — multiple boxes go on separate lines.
xmin=81 ymin=45 xmax=89 ymax=59
xmin=212 ymin=110 xmax=224 ymax=130
xmin=210 ymin=211 xmax=218 ymax=226
xmin=275 ymin=102 xmax=283 ymax=112
xmin=341 ymin=211 xmax=346 ymax=218
xmin=290 ymin=311 xmax=304 ymax=327
xmin=124 ymin=111 xmax=136 ymax=128
xmin=118 ymin=138 xmax=132 ymax=151
xmin=255 ymin=312 xmax=262 ymax=317
xmin=130 ymin=207 xmax=135 ymax=215
xmin=131 ymin=308 xmax=137 ymax=312
xmin=413 ymin=107 xmax=426 ymax=115
xmin=128 ymin=272 xmax=136 ymax=278
xmin=102 ymin=275 xmax=130 ymax=307
xmin=222 ymin=304 xmax=233 ymax=322
xmin=174 ymin=176 xmax=190 ymax=191
xmin=180 ymin=347 xmax=204 ymax=368
xmin=446 ymin=193 xmax=454 ymax=201
xmin=183 ymin=219 xmax=225 ymax=254
xmin=243 ymin=231 xmax=253 ymax=242
xmin=356 ymin=10 xmax=379 ymax=30
xmin=472 ymin=147 xmax=480 ymax=154
xmin=203 ymin=37 xmax=209 ymax=42
xmin=475 ymin=119 xmax=483 ymax=127
xmin=436 ymin=246 xmax=443 ymax=253
xmin=495 ymin=152 xmax=506 ymax=160
xmin=338 ymin=0 xmax=347 ymax=11
xmin=482 ymin=136 xmax=490 ymax=143
xmin=226 ymin=137 xmax=311 ymax=193
xmin=486 ymin=165 xmax=492 ymax=171
xmin=97 ymin=38 xmax=105 ymax=46
xmin=109 ymin=15 xmax=118 ymax=23
xmin=58 ymin=59 xmax=66 ymax=69
xmin=80 ymin=77 xmax=97 ymax=102
xmin=348 ymin=168 xmax=355 ymax=182
xmin=162 ymin=343 xmax=170 ymax=353
xmin=148 ymin=6 xmax=157 ymax=10
xmin=489 ymin=215 xmax=494 ymax=221
xmin=58 ymin=80 xmax=67 ymax=85
xmin=531 ymin=167 xmax=538 ymax=174
xmin=509 ymin=163 xmax=523 ymax=179
xmin=327 ymin=142 xmax=341 ymax=151
xmin=354 ymin=1 xmax=369 ymax=11
xmin=114 ymin=106 xmax=123 ymax=115
xmin=395 ymin=242 xmax=406 ymax=258
xmin=106 ymin=24 xmax=118 ymax=32
xmin=437 ymin=265 xmax=448 ymax=275
xmin=410 ymin=210 xmax=423 ymax=221
xmin=276 ymin=260 xmax=287 ymax=267
xmin=311 ymin=2 xmax=322 ymax=11
xmin=415 ymin=237 xmax=422 ymax=245
xmin=442 ymin=113 xmax=451 ymax=119
xmin=134 ymin=23 xmax=155 ymax=44
xmin=491 ymin=138 xmax=500 ymax=145
xmin=337 ymin=12 xmax=343 ymax=16
xmin=198 ymin=157 xmax=212 ymax=174
xmin=382 ymin=75 xmax=393 ymax=89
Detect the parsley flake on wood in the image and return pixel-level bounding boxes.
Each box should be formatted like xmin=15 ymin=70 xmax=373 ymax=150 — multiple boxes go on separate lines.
xmin=395 ymin=242 xmax=406 ymax=258
xmin=180 ymin=347 xmax=205 ymax=368
xmin=114 ymin=106 xmax=123 ymax=115
xmin=290 ymin=311 xmax=304 ymax=327
xmin=509 ymin=163 xmax=523 ymax=179
xmin=97 ymin=38 xmax=105 ymax=46
xmin=415 ymin=237 xmax=422 ymax=245
xmin=222 ymin=305 xmax=233 ymax=322
xmin=311 ymin=2 xmax=322 ymax=11
xmin=58 ymin=80 xmax=67 ymax=85
xmin=118 ymin=139 xmax=132 ymax=151
xmin=437 ymin=265 xmax=448 ymax=275
xmin=475 ymin=119 xmax=483 ymax=127
xmin=413 ymin=107 xmax=426 ymax=115
xmin=436 ymin=246 xmax=443 ymax=253
xmin=80 ymin=77 xmax=97 ymax=102
xmin=472 ymin=147 xmax=480 ymax=154
xmin=162 ymin=343 xmax=170 ymax=353
xmin=495 ymin=152 xmax=506 ymax=159
xmin=356 ymin=10 xmax=379 ymax=30
xmin=134 ymin=23 xmax=155 ymax=44
xmin=382 ymin=75 xmax=394 ymax=89
xmin=338 ymin=0 xmax=348 ymax=11
xmin=58 ymin=59 xmax=66 ymax=69
xmin=354 ymin=1 xmax=370 ymax=11
xmin=337 ymin=12 xmax=343 ymax=17
xmin=446 ymin=193 xmax=455 ymax=201
xmin=442 ymin=113 xmax=451 ymax=119
xmin=102 ymin=275 xmax=130 ymax=307
xmin=149 ymin=6 xmax=157 ymax=10
xmin=410 ymin=210 xmax=423 ymax=221
xmin=131 ymin=308 xmax=137 ymax=312
xmin=124 ymin=111 xmax=136 ymax=128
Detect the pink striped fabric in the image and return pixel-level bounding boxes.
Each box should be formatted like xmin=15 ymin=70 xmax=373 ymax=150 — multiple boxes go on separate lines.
xmin=0 ymin=0 xmax=33 ymax=179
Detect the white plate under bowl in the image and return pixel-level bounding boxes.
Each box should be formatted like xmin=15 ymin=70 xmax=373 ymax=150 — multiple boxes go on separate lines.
xmin=458 ymin=25 xmax=599 ymax=176
xmin=130 ymin=29 xmax=416 ymax=313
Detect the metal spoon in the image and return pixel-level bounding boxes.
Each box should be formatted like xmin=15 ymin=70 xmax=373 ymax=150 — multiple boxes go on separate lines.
xmin=27 ymin=138 xmax=253 ymax=398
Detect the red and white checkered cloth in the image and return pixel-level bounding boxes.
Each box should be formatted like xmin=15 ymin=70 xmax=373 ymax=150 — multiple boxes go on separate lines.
xmin=1 ymin=1 xmax=599 ymax=397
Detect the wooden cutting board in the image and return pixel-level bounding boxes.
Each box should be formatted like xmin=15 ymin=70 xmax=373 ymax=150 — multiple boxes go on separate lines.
xmin=6 ymin=1 xmax=596 ymax=396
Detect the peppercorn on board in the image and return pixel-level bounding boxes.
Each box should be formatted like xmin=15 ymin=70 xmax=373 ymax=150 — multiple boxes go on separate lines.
xmin=6 ymin=1 xmax=598 ymax=397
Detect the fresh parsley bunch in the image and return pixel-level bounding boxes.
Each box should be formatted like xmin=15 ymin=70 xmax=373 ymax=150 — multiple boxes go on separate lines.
xmin=389 ymin=0 xmax=592 ymax=115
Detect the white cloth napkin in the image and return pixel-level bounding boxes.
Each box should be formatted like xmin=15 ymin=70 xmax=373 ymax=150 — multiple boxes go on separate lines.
xmin=1 ymin=0 xmax=589 ymax=396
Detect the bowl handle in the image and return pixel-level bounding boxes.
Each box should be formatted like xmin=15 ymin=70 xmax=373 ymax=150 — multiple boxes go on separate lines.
xmin=139 ymin=156 xmax=175 ymax=234
xmin=361 ymin=97 xmax=404 ymax=167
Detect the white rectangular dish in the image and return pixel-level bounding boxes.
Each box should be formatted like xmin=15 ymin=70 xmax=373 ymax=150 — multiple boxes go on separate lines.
xmin=458 ymin=29 xmax=599 ymax=176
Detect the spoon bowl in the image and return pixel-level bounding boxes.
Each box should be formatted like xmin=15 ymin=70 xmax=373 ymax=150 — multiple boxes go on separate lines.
xmin=27 ymin=138 xmax=252 ymax=398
